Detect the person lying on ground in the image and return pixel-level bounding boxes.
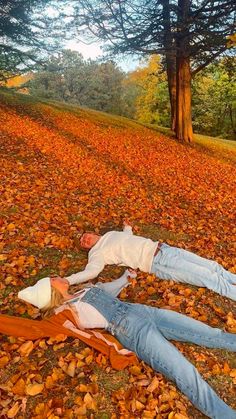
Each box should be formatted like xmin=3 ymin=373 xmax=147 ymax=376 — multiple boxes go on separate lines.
xmin=59 ymin=221 xmax=236 ymax=301
xmin=17 ymin=271 xmax=236 ymax=419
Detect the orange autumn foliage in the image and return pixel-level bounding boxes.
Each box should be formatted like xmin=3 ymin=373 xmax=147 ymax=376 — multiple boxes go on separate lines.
xmin=0 ymin=92 xmax=236 ymax=417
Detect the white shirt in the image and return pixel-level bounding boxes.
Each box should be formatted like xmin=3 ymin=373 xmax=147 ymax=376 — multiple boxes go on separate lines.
xmin=62 ymin=289 xmax=108 ymax=329
xmin=67 ymin=226 xmax=158 ymax=285
xmin=72 ymin=298 xmax=108 ymax=329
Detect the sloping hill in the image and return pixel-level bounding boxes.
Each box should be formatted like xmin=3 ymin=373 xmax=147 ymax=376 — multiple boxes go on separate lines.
xmin=0 ymin=91 xmax=236 ymax=418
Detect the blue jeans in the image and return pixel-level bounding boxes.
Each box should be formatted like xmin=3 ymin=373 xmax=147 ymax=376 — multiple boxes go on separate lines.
xmin=82 ymin=287 xmax=236 ymax=419
xmin=151 ymin=244 xmax=236 ymax=301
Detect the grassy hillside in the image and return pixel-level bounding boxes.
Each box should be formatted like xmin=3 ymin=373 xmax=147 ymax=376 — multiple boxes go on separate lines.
xmin=0 ymin=91 xmax=236 ymax=418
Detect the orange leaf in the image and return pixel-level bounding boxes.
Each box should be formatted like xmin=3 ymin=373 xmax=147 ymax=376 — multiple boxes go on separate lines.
xmin=26 ymin=383 xmax=44 ymax=396
xmin=147 ymin=376 xmax=159 ymax=393
xmin=66 ymin=360 xmax=76 ymax=377
xmin=11 ymin=378 xmax=26 ymax=396
xmin=7 ymin=402 xmax=20 ymax=418
xmin=0 ymin=355 xmax=9 ymax=368
xmin=18 ymin=340 xmax=34 ymax=357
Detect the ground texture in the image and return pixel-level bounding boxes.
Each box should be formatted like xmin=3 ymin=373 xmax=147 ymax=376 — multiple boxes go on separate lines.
xmin=0 ymin=91 xmax=236 ymax=418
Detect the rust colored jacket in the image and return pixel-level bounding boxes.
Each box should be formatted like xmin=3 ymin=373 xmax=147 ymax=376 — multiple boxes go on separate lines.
xmin=0 ymin=309 xmax=137 ymax=370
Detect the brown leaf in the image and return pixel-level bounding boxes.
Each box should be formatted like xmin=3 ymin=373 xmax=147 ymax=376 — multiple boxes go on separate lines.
xmin=147 ymin=376 xmax=159 ymax=392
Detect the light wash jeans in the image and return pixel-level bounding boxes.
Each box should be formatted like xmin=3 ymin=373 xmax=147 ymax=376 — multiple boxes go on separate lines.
xmin=81 ymin=286 xmax=236 ymax=419
xmin=151 ymin=244 xmax=236 ymax=301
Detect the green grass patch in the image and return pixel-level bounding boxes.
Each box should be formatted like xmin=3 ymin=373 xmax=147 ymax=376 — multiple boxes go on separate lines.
xmin=93 ymin=365 xmax=129 ymax=417
xmin=140 ymin=223 xmax=190 ymax=243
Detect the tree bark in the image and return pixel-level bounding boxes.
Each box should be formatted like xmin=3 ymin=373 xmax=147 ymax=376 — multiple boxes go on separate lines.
xmin=176 ymin=0 xmax=193 ymax=142
xmin=166 ymin=57 xmax=177 ymax=131
xmin=176 ymin=55 xmax=193 ymax=142
xmin=161 ymin=0 xmax=176 ymax=131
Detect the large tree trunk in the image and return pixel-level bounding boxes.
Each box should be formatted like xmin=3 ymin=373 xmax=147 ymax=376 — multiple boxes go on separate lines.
xmin=161 ymin=0 xmax=176 ymax=131
xmin=176 ymin=0 xmax=193 ymax=142
xmin=166 ymin=57 xmax=176 ymax=131
xmin=176 ymin=55 xmax=193 ymax=142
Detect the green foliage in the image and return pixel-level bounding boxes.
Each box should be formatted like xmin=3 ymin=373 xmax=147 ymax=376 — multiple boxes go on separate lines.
xmin=0 ymin=0 xmax=68 ymax=80
xmin=26 ymin=51 xmax=236 ymax=140
xmin=73 ymin=1 xmax=235 ymax=63
xmin=72 ymin=0 xmax=235 ymax=141
xmin=192 ymin=57 xmax=236 ymax=140
xmin=124 ymin=55 xmax=170 ymax=126
xmin=124 ymin=54 xmax=235 ymax=139
xmin=28 ymin=50 xmax=126 ymax=116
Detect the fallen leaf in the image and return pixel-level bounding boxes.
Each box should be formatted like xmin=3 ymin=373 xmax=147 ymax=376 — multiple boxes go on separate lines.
xmin=26 ymin=383 xmax=44 ymax=396
xmin=18 ymin=340 xmax=34 ymax=357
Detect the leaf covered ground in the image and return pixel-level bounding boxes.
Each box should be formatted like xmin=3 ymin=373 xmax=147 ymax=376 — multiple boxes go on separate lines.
xmin=0 ymin=91 xmax=236 ymax=419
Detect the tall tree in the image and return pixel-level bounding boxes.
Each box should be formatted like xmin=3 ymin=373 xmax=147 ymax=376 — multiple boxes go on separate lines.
xmin=73 ymin=0 xmax=235 ymax=142
xmin=161 ymin=0 xmax=176 ymax=131
xmin=0 ymin=0 xmax=67 ymax=81
xmin=29 ymin=50 xmax=126 ymax=115
xmin=175 ymin=0 xmax=193 ymax=141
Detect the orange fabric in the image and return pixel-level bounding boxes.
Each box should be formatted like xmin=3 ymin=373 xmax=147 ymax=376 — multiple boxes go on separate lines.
xmin=0 ymin=312 xmax=137 ymax=370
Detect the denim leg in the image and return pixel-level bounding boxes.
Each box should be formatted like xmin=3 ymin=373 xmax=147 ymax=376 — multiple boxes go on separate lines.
xmin=174 ymin=247 xmax=236 ymax=285
xmin=149 ymin=307 xmax=236 ymax=351
xmin=152 ymin=246 xmax=236 ymax=301
xmin=114 ymin=307 xmax=236 ymax=419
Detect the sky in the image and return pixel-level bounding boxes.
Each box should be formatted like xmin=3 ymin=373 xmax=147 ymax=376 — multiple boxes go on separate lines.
xmin=47 ymin=5 xmax=139 ymax=72
xmin=65 ymin=39 xmax=139 ymax=72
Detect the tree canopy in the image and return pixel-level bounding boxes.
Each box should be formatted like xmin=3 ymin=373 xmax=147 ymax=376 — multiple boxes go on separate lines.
xmin=0 ymin=0 xmax=67 ymax=80
xmin=74 ymin=0 xmax=235 ymax=70
xmin=28 ymin=50 xmax=126 ymax=115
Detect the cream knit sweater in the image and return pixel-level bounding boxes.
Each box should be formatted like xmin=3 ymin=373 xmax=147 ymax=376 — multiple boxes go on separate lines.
xmin=67 ymin=226 xmax=158 ymax=285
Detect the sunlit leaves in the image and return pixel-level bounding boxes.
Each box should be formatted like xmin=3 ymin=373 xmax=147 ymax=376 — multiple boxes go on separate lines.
xmin=0 ymin=92 xmax=236 ymax=416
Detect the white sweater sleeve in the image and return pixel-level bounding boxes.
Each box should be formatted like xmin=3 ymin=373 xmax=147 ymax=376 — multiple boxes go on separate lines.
xmin=96 ymin=269 xmax=137 ymax=297
xmin=66 ymin=252 xmax=105 ymax=285
xmin=123 ymin=225 xmax=133 ymax=235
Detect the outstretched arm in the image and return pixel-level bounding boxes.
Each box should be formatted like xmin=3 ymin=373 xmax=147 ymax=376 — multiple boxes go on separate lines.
xmin=96 ymin=269 xmax=137 ymax=297
xmin=66 ymin=252 xmax=105 ymax=285
xmin=123 ymin=220 xmax=133 ymax=235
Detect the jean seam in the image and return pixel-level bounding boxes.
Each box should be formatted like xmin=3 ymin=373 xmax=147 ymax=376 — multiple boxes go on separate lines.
xmin=159 ymin=326 xmax=236 ymax=348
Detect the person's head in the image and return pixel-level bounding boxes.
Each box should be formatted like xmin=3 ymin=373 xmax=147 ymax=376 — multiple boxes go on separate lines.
xmin=40 ymin=285 xmax=65 ymax=318
xmin=18 ymin=277 xmax=70 ymax=318
xmin=79 ymin=232 xmax=101 ymax=250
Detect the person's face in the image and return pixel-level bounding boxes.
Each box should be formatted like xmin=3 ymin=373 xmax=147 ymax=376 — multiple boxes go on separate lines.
xmin=80 ymin=232 xmax=100 ymax=249
xmin=50 ymin=277 xmax=69 ymax=295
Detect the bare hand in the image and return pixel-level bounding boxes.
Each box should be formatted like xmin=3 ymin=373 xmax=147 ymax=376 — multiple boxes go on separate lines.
xmin=127 ymin=268 xmax=137 ymax=276
xmin=127 ymin=269 xmax=137 ymax=287
xmin=123 ymin=219 xmax=132 ymax=227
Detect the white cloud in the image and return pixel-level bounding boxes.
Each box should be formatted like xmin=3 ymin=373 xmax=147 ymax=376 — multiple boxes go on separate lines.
xmin=64 ymin=40 xmax=139 ymax=72
xmin=65 ymin=40 xmax=103 ymax=60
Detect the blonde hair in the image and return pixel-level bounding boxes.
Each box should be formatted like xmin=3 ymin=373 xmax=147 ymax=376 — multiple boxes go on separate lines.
xmin=41 ymin=283 xmax=93 ymax=319
xmin=41 ymin=287 xmax=65 ymax=318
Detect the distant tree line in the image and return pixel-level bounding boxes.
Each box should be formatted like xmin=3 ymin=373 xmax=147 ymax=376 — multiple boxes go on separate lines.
xmin=27 ymin=51 xmax=235 ymax=140
xmin=28 ymin=50 xmax=126 ymax=116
